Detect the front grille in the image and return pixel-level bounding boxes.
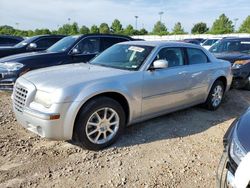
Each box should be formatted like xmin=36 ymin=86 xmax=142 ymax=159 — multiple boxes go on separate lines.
xmin=13 ymin=84 xmax=28 ymax=113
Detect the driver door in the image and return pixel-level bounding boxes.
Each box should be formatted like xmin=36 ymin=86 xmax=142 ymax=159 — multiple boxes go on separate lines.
xmin=70 ymin=37 xmax=100 ymax=63
xmin=142 ymin=47 xmax=189 ymax=117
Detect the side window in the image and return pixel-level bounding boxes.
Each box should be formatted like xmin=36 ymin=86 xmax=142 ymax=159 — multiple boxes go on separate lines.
xmin=101 ymin=37 xmax=129 ymax=51
xmin=35 ymin=38 xmax=59 ymax=49
xmin=155 ymin=47 xmax=184 ymax=67
xmin=75 ymin=37 xmax=100 ymax=54
xmin=187 ymin=48 xmax=208 ymax=65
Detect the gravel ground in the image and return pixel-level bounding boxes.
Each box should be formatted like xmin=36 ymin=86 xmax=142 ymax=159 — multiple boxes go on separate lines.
xmin=0 ymin=89 xmax=250 ymax=188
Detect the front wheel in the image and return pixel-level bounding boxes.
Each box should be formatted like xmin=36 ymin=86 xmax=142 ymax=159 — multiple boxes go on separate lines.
xmin=74 ymin=97 xmax=125 ymax=150
xmin=204 ymin=80 xmax=225 ymax=111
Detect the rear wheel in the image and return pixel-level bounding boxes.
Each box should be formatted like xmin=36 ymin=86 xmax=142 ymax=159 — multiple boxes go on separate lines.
xmin=74 ymin=97 xmax=125 ymax=150
xmin=204 ymin=80 xmax=225 ymax=111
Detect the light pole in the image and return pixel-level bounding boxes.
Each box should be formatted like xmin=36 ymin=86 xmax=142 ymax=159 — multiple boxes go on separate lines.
xmin=15 ymin=22 xmax=19 ymax=29
xmin=159 ymin=11 xmax=164 ymax=22
xmin=135 ymin=16 xmax=138 ymax=30
xmin=68 ymin=18 xmax=71 ymax=24
xmin=234 ymin=18 xmax=239 ymax=32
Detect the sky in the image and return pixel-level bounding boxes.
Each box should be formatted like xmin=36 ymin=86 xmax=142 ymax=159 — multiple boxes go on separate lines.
xmin=0 ymin=0 xmax=249 ymax=33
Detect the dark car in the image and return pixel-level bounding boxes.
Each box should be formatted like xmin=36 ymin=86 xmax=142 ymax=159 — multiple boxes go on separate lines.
xmin=0 ymin=35 xmax=24 ymax=47
xmin=182 ymin=39 xmax=201 ymax=45
xmin=0 ymin=34 xmax=134 ymax=90
xmin=0 ymin=35 xmax=65 ymax=58
xmin=209 ymin=37 xmax=250 ymax=90
xmin=217 ymin=108 xmax=250 ymax=188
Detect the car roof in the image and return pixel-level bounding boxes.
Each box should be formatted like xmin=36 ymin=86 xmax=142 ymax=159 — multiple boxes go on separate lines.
xmin=72 ymin=34 xmax=133 ymax=40
xmin=120 ymin=40 xmax=200 ymax=48
xmin=222 ymin=37 xmax=250 ymax=41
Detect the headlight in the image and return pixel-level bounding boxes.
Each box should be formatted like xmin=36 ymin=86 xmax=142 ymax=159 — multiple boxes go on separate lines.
xmin=34 ymin=90 xmax=53 ymax=108
xmin=0 ymin=62 xmax=24 ymax=71
xmin=230 ymin=126 xmax=247 ymax=165
xmin=232 ymin=60 xmax=250 ymax=69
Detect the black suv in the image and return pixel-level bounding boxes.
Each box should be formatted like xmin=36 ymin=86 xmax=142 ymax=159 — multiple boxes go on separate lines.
xmin=0 ymin=34 xmax=134 ymax=90
xmin=217 ymin=108 xmax=250 ymax=188
xmin=0 ymin=35 xmax=65 ymax=58
xmin=0 ymin=35 xmax=24 ymax=47
xmin=209 ymin=37 xmax=250 ymax=90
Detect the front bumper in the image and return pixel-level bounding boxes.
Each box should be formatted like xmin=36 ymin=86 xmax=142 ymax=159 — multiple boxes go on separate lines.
xmin=231 ymin=68 xmax=249 ymax=89
xmin=13 ymin=104 xmax=72 ymax=140
xmin=0 ymin=71 xmax=18 ymax=90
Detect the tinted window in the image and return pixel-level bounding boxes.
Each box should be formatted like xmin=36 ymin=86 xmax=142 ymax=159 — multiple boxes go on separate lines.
xmin=35 ymin=37 xmax=61 ymax=49
xmin=75 ymin=37 xmax=100 ymax=54
xmin=187 ymin=48 xmax=208 ymax=65
xmin=47 ymin=35 xmax=79 ymax=53
xmin=155 ymin=47 xmax=184 ymax=67
xmin=101 ymin=37 xmax=129 ymax=51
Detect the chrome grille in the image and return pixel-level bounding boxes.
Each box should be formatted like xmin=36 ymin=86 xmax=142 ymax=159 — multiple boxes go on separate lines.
xmin=14 ymin=84 xmax=28 ymax=113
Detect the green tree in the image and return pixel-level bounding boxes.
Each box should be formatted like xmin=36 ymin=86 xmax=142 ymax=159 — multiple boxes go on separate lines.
xmin=239 ymin=16 xmax=250 ymax=33
xmin=210 ymin=14 xmax=234 ymax=34
xmin=172 ymin=22 xmax=186 ymax=34
xmin=34 ymin=28 xmax=51 ymax=35
xmin=99 ymin=23 xmax=110 ymax=34
xmin=123 ymin=24 xmax=135 ymax=35
xmin=90 ymin=25 xmax=99 ymax=34
xmin=57 ymin=24 xmax=72 ymax=35
xmin=191 ymin=22 xmax=209 ymax=34
xmin=111 ymin=19 xmax=123 ymax=34
xmin=70 ymin=22 xmax=79 ymax=35
xmin=79 ymin=25 xmax=90 ymax=34
xmin=139 ymin=28 xmax=148 ymax=35
xmin=152 ymin=21 xmax=168 ymax=35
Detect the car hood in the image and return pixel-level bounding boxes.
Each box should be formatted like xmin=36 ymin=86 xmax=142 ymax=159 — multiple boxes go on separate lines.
xmin=22 ymin=63 xmax=131 ymax=92
xmin=0 ymin=51 xmax=58 ymax=63
xmin=237 ymin=108 xmax=250 ymax=151
xmin=213 ymin=52 xmax=250 ymax=63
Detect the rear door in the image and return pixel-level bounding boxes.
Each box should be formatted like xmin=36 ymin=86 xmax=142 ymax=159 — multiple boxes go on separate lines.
xmin=183 ymin=47 xmax=214 ymax=103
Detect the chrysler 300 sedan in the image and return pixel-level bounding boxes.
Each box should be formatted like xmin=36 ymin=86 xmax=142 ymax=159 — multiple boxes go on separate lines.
xmin=12 ymin=41 xmax=232 ymax=150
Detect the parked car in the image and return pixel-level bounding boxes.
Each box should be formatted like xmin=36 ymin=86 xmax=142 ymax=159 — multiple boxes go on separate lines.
xmin=217 ymin=107 xmax=250 ymax=188
xmin=12 ymin=41 xmax=232 ymax=150
xmin=182 ymin=39 xmax=201 ymax=45
xmin=201 ymin=38 xmax=221 ymax=50
xmin=0 ymin=35 xmax=65 ymax=58
xmin=209 ymin=37 xmax=250 ymax=90
xmin=0 ymin=35 xmax=24 ymax=47
xmin=0 ymin=34 xmax=133 ymax=90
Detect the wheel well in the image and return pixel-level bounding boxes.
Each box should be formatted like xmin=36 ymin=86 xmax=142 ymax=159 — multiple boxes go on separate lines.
xmin=74 ymin=92 xmax=130 ymax=131
xmin=215 ymin=76 xmax=227 ymax=90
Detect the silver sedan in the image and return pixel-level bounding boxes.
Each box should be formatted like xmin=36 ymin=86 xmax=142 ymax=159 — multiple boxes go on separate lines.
xmin=12 ymin=41 xmax=232 ymax=150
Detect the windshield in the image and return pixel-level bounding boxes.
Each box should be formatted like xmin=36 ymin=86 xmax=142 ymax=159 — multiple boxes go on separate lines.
xmin=209 ymin=40 xmax=250 ymax=54
xmin=14 ymin=37 xmax=36 ymax=48
xmin=47 ymin=35 xmax=80 ymax=53
xmin=90 ymin=44 xmax=154 ymax=70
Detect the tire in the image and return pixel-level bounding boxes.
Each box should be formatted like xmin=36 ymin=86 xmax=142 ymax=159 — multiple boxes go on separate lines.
xmin=244 ymin=76 xmax=250 ymax=90
xmin=204 ymin=80 xmax=225 ymax=111
xmin=74 ymin=97 xmax=125 ymax=150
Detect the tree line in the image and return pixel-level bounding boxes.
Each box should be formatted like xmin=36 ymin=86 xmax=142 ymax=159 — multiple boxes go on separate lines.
xmin=0 ymin=14 xmax=249 ymax=37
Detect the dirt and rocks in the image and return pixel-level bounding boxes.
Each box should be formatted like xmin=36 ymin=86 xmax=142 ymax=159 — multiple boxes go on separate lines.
xmin=0 ymin=89 xmax=250 ymax=188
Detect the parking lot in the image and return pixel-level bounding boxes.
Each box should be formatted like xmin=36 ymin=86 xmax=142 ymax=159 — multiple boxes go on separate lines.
xmin=0 ymin=89 xmax=249 ymax=187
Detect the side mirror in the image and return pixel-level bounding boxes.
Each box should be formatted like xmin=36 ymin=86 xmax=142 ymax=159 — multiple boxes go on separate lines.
xmin=71 ymin=48 xmax=81 ymax=55
xmin=150 ymin=60 xmax=168 ymax=70
xmin=27 ymin=43 xmax=37 ymax=50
